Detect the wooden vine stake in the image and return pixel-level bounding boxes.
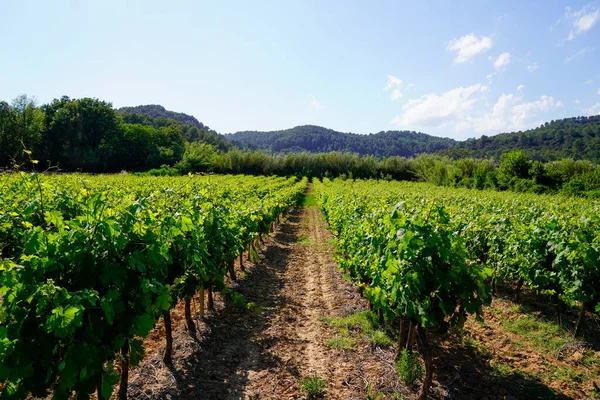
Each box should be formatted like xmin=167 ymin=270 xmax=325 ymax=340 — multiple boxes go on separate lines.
xmin=118 ymin=340 xmax=129 ymax=400
xmin=415 ymin=326 xmax=432 ymax=400
xmin=199 ymin=286 xmax=205 ymax=318
xmin=575 ymin=304 xmax=587 ymax=337
xmin=239 ymin=254 xmax=245 ymax=272
xmin=163 ymin=311 xmax=173 ymax=364
xmin=185 ymin=296 xmax=197 ymax=337
xmin=395 ymin=318 xmax=408 ymax=362
xmin=207 ymin=285 xmax=214 ymax=311
xmin=407 ymin=324 xmax=416 ymax=349
xmin=228 ymin=260 xmax=237 ymax=281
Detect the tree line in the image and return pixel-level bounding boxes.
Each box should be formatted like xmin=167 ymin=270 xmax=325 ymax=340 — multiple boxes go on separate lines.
xmin=2 ymin=94 xmax=599 ymax=197
xmin=0 ymin=95 xmax=228 ymax=172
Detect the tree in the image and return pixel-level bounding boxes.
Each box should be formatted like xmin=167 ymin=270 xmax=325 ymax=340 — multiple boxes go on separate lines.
xmin=41 ymin=97 xmax=120 ymax=171
xmin=0 ymin=96 xmax=43 ymax=168
xmin=497 ymin=150 xmax=531 ymax=188
xmin=0 ymin=101 xmax=17 ymax=167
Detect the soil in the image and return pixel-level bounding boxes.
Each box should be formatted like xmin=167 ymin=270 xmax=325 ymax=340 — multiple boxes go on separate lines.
xmin=125 ymin=192 xmax=599 ymax=399
xmin=127 ymin=203 xmax=404 ymax=399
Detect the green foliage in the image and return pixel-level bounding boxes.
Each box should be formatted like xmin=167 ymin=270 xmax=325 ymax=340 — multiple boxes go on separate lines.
xmin=300 ymin=375 xmax=326 ymax=399
xmin=0 ymin=173 xmax=307 ymax=399
xmin=498 ymin=150 xmax=532 ymax=187
xmin=176 ymin=142 xmax=219 ymax=173
xmin=2 ymin=94 xmax=600 ymax=196
xmin=396 ymin=349 xmax=424 ymax=387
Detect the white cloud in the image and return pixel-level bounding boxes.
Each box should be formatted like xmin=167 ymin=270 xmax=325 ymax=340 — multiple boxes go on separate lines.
xmin=565 ymin=47 xmax=591 ymax=63
xmin=566 ymin=6 xmax=600 ymax=40
xmin=391 ymin=84 xmax=563 ymax=137
xmin=384 ymin=75 xmax=402 ymax=90
xmin=597 ymin=88 xmax=600 ymax=95
xmin=575 ymin=98 xmax=581 ymax=105
xmin=494 ymin=52 xmax=511 ymax=71
xmin=446 ymin=33 xmax=493 ymax=63
xmin=585 ymin=79 xmax=594 ymax=85
xmin=391 ymin=84 xmax=483 ymax=127
xmin=384 ymin=75 xmax=404 ymax=101
xmin=309 ymin=94 xmax=321 ymax=110
xmin=583 ymin=103 xmax=600 ymax=115
xmin=517 ymin=85 xmax=525 ymax=93
xmin=391 ymin=88 xmax=403 ymax=101
xmin=527 ymin=63 xmax=539 ymax=72
xmin=407 ymin=83 xmax=416 ymax=90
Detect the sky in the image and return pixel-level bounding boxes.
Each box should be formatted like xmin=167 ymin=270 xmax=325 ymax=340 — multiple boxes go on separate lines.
xmin=1 ymin=1 xmax=600 ymax=140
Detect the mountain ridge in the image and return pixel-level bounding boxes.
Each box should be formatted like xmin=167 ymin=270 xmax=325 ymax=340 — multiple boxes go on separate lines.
xmin=225 ymin=116 xmax=600 ymax=162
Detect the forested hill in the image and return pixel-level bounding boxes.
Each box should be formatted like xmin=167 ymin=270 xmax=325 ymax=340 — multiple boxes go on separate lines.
xmin=117 ymin=104 xmax=233 ymax=151
xmin=226 ymin=116 xmax=600 ymax=162
xmin=117 ymin=104 xmax=210 ymax=130
xmin=440 ymin=115 xmax=600 ymax=162
xmin=225 ymin=125 xmax=457 ymax=157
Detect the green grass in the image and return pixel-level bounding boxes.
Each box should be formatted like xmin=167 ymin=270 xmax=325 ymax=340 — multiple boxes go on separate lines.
xmin=301 ymin=193 xmax=318 ymax=207
xmin=320 ymin=311 xmax=394 ymax=349
xmin=321 ymin=311 xmax=377 ymax=332
xmin=501 ymin=314 xmax=573 ymax=354
xmin=369 ymin=330 xmax=394 ymax=347
xmin=324 ymin=335 xmax=356 ymax=350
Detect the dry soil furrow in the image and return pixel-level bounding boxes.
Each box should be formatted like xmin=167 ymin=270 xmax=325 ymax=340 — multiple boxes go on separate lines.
xmin=127 ymin=199 xmax=401 ymax=399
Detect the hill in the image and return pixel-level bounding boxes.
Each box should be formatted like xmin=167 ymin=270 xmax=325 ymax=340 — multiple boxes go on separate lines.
xmin=117 ymin=104 xmax=210 ymax=130
xmin=440 ymin=115 xmax=600 ymax=162
xmin=225 ymin=125 xmax=456 ymax=157
xmin=117 ymin=104 xmax=234 ymax=151
xmin=226 ymin=116 xmax=600 ymax=162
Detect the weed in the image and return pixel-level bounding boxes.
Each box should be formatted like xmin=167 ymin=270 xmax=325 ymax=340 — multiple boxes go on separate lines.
xmin=396 ymin=349 xmax=423 ymax=387
xmin=300 ymin=375 xmax=326 ymax=399
xmin=365 ymin=383 xmax=383 ymax=400
xmin=324 ymin=335 xmax=355 ymax=350
xmin=369 ymin=330 xmax=394 ymax=347
xmin=246 ymin=302 xmax=263 ymax=313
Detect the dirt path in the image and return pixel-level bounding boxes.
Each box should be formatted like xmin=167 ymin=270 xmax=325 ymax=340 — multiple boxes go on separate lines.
xmin=127 ymin=197 xmax=402 ymax=399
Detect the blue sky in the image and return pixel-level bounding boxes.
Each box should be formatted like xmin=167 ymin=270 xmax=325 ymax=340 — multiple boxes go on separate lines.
xmin=1 ymin=1 xmax=599 ymax=139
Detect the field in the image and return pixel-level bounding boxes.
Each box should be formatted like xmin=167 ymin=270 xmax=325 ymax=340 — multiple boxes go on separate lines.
xmin=1 ymin=173 xmax=599 ymax=399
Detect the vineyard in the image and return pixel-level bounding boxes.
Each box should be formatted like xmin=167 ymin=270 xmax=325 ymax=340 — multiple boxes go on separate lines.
xmin=0 ymin=173 xmax=306 ymax=399
xmin=316 ymin=178 xmax=600 ymax=398
xmin=1 ymin=173 xmax=600 ymax=399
